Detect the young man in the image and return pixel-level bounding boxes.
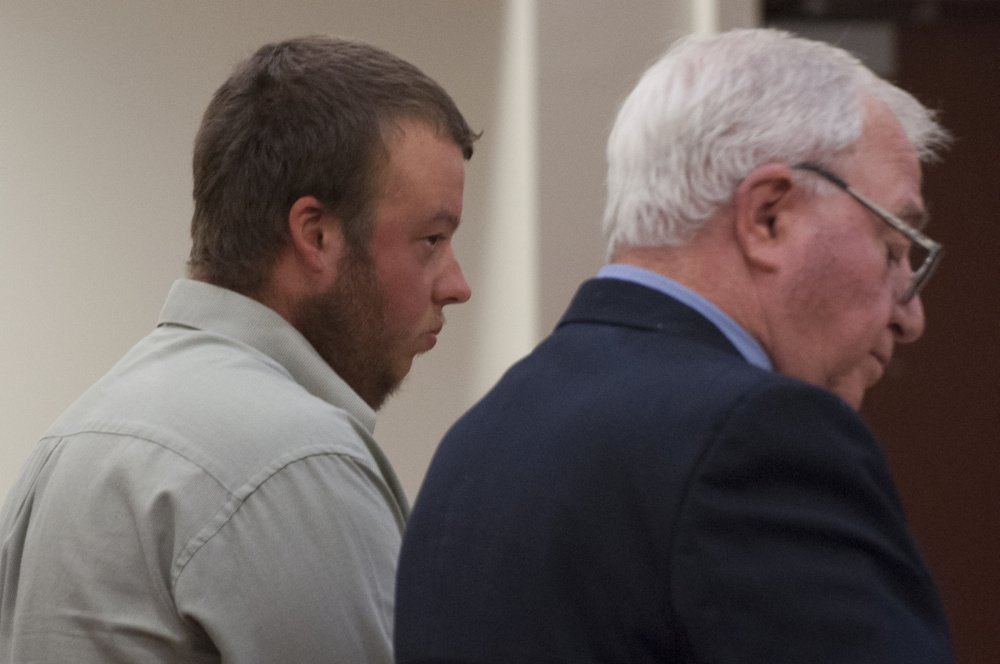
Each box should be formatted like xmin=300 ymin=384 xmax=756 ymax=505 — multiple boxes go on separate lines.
xmin=1 ymin=36 xmax=475 ymax=663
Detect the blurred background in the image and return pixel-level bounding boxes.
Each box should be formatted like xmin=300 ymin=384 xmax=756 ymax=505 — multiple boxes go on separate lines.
xmin=1 ymin=1 xmax=996 ymax=660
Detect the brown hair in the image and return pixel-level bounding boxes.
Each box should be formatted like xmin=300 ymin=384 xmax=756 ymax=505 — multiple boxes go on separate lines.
xmin=188 ymin=35 xmax=478 ymax=294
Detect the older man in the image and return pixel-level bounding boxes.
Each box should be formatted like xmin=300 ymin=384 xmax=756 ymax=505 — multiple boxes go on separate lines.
xmin=0 ymin=36 xmax=475 ymax=663
xmin=395 ymin=29 xmax=952 ymax=663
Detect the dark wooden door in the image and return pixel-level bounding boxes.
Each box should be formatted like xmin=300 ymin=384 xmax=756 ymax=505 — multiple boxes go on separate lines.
xmin=863 ymin=21 xmax=1000 ymax=664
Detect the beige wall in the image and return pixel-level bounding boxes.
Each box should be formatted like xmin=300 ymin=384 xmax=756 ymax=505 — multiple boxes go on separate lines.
xmin=0 ymin=0 xmax=758 ymax=501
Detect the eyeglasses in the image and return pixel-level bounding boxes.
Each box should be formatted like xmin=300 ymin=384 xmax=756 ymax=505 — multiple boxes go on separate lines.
xmin=793 ymin=162 xmax=943 ymax=303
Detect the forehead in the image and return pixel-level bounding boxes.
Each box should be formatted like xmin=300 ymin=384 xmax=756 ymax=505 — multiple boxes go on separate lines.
xmin=372 ymin=118 xmax=465 ymax=231
xmin=838 ymin=100 xmax=924 ymax=213
xmin=380 ymin=119 xmax=462 ymax=179
xmin=850 ymin=100 xmax=921 ymax=174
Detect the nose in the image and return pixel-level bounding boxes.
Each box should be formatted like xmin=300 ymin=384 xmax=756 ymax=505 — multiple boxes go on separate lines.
xmin=434 ymin=251 xmax=472 ymax=306
xmin=890 ymin=293 xmax=925 ymax=344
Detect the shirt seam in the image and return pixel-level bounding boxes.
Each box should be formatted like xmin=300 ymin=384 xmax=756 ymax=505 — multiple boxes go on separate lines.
xmin=169 ymin=449 xmax=384 ymax=592
xmin=37 ymin=428 xmax=232 ymax=494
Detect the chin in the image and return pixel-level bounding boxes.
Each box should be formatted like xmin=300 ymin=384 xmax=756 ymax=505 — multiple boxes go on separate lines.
xmin=832 ymin=385 xmax=865 ymax=411
xmin=397 ymin=355 xmax=415 ymax=377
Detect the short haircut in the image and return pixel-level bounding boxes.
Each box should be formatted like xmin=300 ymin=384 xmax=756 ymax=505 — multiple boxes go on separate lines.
xmin=603 ymin=28 xmax=950 ymax=259
xmin=189 ymin=35 xmax=478 ymax=294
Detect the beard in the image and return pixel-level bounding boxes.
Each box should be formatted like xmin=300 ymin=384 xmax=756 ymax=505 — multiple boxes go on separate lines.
xmin=295 ymin=248 xmax=399 ymax=410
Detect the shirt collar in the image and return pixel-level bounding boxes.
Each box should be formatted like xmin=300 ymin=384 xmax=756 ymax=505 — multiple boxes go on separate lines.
xmin=157 ymin=279 xmax=377 ymax=433
xmin=597 ymin=264 xmax=773 ymax=371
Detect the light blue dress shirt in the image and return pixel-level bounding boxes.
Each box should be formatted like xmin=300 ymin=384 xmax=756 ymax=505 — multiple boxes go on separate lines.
xmin=598 ymin=263 xmax=773 ymax=371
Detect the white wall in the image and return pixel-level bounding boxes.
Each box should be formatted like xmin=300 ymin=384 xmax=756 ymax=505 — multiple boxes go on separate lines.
xmin=0 ymin=0 xmax=758 ymax=501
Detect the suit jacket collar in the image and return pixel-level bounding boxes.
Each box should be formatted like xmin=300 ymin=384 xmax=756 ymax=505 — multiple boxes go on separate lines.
xmin=557 ymin=278 xmax=745 ymax=360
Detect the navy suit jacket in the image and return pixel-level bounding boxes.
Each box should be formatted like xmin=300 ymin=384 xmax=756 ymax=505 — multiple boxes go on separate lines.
xmin=395 ymin=278 xmax=952 ymax=663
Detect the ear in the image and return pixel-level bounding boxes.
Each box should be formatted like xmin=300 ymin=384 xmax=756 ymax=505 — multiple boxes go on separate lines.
xmin=732 ymin=163 xmax=797 ymax=272
xmin=287 ymin=195 xmax=345 ymax=288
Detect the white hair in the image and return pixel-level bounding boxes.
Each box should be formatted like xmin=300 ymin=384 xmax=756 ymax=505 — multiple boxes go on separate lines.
xmin=602 ymin=28 xmax=951 ymax=259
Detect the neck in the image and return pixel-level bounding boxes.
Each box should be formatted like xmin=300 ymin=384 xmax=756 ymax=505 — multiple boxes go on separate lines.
xmin=612 ymin=224 xmax=767 ymax=349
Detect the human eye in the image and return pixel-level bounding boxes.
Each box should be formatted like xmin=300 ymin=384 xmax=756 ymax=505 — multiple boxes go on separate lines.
xmin=420 ymin=215 xmax=459 ymax=252
xmin=885 ymin=240 xmax=927 ymax=272
xmin=886 ymin=242 xmax=904 ymax=266
xmin=885 ymin=236 xmax=915 ymax=271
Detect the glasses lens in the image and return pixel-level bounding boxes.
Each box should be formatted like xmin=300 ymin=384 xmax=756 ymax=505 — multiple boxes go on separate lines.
xmin=905 ymin=244 xmax=942 ymax=302
xmin=908 ymin=242 xmax=931 ymax=274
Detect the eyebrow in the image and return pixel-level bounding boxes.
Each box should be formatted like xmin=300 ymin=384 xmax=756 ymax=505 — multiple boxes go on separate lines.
xmin=432 ymin=210 xmax=461 ymax=229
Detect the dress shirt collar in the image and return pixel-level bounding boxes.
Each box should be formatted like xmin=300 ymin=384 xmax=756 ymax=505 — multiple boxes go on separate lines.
xmin=597 ymin=264 xmax=773 ymax=371
xmin=157 ymin=279 xmax=377 ymax=433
